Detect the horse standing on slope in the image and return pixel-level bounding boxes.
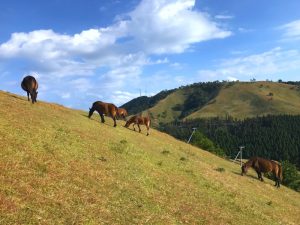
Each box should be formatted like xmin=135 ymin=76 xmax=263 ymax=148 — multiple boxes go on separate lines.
xmin=21 ymin=75 xmax=38 ymax=104
xmin=88 ymin=101 xmax=118 ymax=127
xmin=241 ymin=156 xmax=283 ymax=188
xmin=124 ymin=115 xmax=151 ymax=136
xmin=117 ymin=108 xmax=128 ymax=121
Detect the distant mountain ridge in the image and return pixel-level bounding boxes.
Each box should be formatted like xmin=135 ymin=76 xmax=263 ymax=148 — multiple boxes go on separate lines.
xmin=122 ymin=81 xmax=300 ymax=125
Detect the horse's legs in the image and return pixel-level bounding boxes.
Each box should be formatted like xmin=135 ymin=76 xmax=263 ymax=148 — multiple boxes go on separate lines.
xmin=146 ymin=125 xmax=149 ymax=136
xmin=259 ymin=173 xmax=264 ymax=182
xmin=138 ymin=124 xmax=141 ymax=133
xmin=27 ymin=92 xmax=30 ymax=101
xmin=274 ymin=172 xmax=280 ymax=188
xmin=100 ymin=114 xmax=105 ymax=123
xmin=31 ymin=93 xmax=35 ymax=104
xmin=274 ymin=178 xmax=279 ymax=187
xmin=133 ymin=124 xmax=136 ymax=131
xmin=113 ymin=116 xmax=117 ymax=127
xmin=256 ymin=171 xmax=264 ymax=181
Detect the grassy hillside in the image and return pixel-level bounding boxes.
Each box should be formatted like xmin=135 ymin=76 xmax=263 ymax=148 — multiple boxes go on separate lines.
xmin=1 ymin=90 xmax=300 ymax=225
xmin=186 ymin=81 xmax=300 ymax=119
xmin=145 ymin=88 xmax=188 ymax=125
xmin=121 ymin=89 xmax=176 ymax=115
xmin=123 ymin=81 xmax=300 ymax=124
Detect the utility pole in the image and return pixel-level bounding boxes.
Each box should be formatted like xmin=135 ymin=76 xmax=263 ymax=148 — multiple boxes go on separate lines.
xmin=187 ymin=128 xmax=197 ymax=144
xmin=234 ymin=146 xmax=245 ymax=166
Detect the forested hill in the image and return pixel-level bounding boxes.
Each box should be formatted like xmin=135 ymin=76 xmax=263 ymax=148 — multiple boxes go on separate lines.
xmin=121 ymin=81 xmax=300 ymax=124
xmin=162 ymin=115 xmax=300 ymax=168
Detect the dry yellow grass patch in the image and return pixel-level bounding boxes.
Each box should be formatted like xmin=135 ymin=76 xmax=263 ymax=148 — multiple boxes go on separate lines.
xmin=0 ymin=90 xmax=300 ymax=225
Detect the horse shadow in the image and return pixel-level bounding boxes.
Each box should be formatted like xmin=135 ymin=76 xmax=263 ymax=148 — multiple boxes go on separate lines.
xmin=232 ymin=171 xmax=258 ymax=180
xmin=9 ymin=95 xmax=27 ymax=101
xmin=124 ymin=126 xmax=148 ymax=136
xmin=81 ymin=113 xmax=118 ymax=128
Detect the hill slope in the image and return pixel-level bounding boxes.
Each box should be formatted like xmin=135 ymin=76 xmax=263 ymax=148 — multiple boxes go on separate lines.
xmin=1 ymin=90 xmax=300 ymax=225
xmin=123 ymin=81 xmax=300 ymax=124
xmin=187 ymin=81 xmax=300 ymax=119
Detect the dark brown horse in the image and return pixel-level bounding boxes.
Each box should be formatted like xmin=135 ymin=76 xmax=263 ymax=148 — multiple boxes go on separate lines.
xmin=241 ymin=156 xmax=283 ymax=188
xmin=88 ymin=101 xmax=118 ymax=127
xmin=124 ymin=115 xmax=151 ymax=136
xmin=117 ymin=108 xmax=128 ymax=121
xmin=21 ymin=75 xmax=38 ymax=104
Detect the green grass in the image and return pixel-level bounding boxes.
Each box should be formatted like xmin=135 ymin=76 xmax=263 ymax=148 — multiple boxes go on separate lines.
xmin=1 ymin=90 xmax=300 ymax=225
xmin=187 ymin=81 xmax=300 ymax=119
xmin=144 ymin=89 xmax=187 ymax=125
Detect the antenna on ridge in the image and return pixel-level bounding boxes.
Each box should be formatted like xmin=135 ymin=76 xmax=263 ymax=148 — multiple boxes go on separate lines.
xmin=234 ymin=146 xmax=245 ymax=166
xmin=187 ymin=127 xmax=197 ymax=144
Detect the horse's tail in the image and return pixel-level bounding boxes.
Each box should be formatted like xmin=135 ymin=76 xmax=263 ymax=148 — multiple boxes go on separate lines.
xmin=146 ymin=110 xmax=151 ymax=119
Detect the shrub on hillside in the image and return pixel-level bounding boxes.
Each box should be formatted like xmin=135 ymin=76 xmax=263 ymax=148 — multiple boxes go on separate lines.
xmin=281 ymin=161 xmax=300 ymax=192
xmin=191 ymin=131 xmax=225 ymax=157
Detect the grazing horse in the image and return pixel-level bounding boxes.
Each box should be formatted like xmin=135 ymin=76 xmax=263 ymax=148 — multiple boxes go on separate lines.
xmin=241 ymin=156 xmax=283 ymax=188
xmin=124 ymin=115 xmax=151 ymax=136
xmin=88 ymin=101 xmax=118 ymax=127
xmin=117 ymin=108 xmax=128 ymax=121
xmin=21 ymin=75 xmax=38 ymax=104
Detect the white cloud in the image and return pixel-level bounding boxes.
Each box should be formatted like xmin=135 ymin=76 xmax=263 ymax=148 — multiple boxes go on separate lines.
xmin=170 ymin=62 xmax=183 ymax=69
xmin=111 ymin=91 xmax=140 ymax=106
xmin=198 ymin=47 xmax=300 ymax=81
xmin=0 ymin=0 xmax=231 ymax=106
xmin=61 ymin=93 xmax=71 ymax=99
xmin=128 ymin=0 xmax=231 ymax=54
xmin=238 ymin=27 xmax=254 ymax=33
xmin=227 ymin=76 xmax=238 ymax=81
xmin=279 ymin=19 xmax=300 ymax=41
xmin=215 ymin=15 xmax=234 ymax=20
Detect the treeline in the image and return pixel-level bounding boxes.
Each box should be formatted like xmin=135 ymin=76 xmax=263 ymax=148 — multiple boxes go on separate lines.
xmin=159 ymin=115 xmax=300 ymax=191
xmin=174 ymin=81 xmax=223 ymax=118
xmin=160 ymin=115 xmax=300 ymax=168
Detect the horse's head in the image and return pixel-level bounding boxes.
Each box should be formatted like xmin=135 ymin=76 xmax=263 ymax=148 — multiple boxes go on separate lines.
xmin=32 ymin=90 xmax=38 ymax=103
xmin=88 ymin=107 xmax=93 ymax=118
xmin=241 ymin=164 xmax=248 ymax=176
xmin=124 ymin=120 xmax=130 ymax=127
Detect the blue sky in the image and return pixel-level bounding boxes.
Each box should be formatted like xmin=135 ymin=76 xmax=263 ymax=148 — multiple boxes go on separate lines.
xmin=1 ymin=0 xmax=300 ymax=109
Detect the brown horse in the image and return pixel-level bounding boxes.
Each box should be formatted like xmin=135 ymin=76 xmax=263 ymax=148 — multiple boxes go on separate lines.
xmin=124 ymin=115 xmax=151 ymax=136
xmin=88 ymin=101 xmax=118 ymax=127
xmin=117 ymin=108 xmax=128 ymax=121
xmin=241 ymin=156 xmax=283 ymax=188
xmin=21 ymin=75 xmax=38 ymax=104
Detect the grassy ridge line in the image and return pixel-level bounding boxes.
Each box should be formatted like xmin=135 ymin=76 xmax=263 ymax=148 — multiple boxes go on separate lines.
xmin=0 ymin=90 xmax=300 ymax=225
xmin=187 ymin=81 xmax=300 ymax=119
xmin=130 ymin=81 xmax=300 ymax=123
xmin=143 ymin=89 xmax=187 ymax=125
